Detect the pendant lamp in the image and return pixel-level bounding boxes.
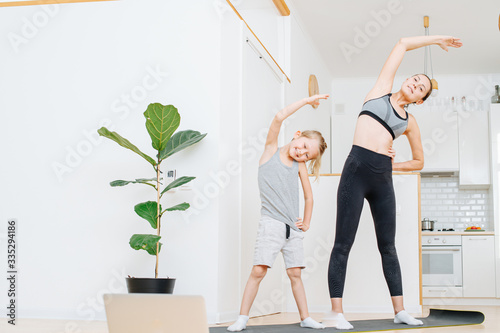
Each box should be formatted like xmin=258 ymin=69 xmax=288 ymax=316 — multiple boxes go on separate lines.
xmin=424 ymin=16 xmax=438 ymax=97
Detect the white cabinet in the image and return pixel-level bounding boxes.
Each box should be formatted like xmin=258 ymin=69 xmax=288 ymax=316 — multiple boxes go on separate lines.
xmin=490 ymin=104 xmax=500 ymax=298
xmin=422 ymin=287 xmax=463 ymax=298
xmin=393 ymin=109 xmax=459 ymax=172
xmin=462 ymin=235 xmax=496 ymax=298
xmin=394 ymin=108 xmax=491 ymax=186
xmin=458 ymin=110 xmax=490 ymax=187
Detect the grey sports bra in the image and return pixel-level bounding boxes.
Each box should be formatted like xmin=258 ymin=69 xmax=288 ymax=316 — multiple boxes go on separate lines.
xmin=359 ymin=93 xmax=408 ymax=140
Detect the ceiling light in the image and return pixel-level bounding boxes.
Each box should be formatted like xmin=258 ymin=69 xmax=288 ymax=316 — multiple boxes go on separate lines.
xmin=423 ymin=16 xmax=438 ymax=97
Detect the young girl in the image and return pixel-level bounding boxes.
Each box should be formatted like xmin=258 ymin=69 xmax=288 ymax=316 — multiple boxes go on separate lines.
xmin=227 ymin=94 xmax=330 ymax=331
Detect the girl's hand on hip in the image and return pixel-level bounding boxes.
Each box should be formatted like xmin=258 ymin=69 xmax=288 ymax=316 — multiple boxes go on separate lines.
xmin=295 ymin=217 xmax=309 ymax=232
xmin=305 ymin=94 xmax=329 ymax=107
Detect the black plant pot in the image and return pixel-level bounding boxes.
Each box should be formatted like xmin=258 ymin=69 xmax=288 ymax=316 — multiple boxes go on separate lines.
xmin=126 ymin=277 xmax=176 ymax=294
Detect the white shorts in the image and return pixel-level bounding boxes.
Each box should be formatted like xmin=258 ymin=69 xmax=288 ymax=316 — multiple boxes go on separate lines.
xmin=253 ymin=215 xmax=305 ymax=269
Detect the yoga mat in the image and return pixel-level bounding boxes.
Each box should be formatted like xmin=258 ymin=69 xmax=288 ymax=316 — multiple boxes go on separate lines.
xmin=210 ymin=309 xmax=484 ymax=332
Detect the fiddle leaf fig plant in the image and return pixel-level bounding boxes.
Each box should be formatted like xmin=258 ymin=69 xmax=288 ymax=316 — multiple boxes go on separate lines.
xmin=98 ymin=103 xmax=206 ymax=278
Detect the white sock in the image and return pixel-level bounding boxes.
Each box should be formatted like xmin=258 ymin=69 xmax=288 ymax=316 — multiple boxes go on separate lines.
xmin=227 ymin=315 xmax=249 ymax=332
xmin=336 ymin=313 xmax=354 ymax=330
xmin=322 ymin=312 xmax=353 ymax=329
xmin=300 ymin=317 xmax=325 ymax=329
xmin=394 ymin=310 xmax=423 ymax=326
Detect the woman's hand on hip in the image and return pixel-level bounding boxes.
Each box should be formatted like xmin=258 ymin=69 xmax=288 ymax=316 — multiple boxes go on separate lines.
xmin=388 ymin=146 xmax=396 ymax=160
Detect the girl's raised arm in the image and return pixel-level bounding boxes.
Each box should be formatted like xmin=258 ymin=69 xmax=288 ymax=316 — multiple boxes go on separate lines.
xmin=365 ymin=36 xmax=462 ymax=101
xmin=264 ymin=94 xmax=329 ymax=149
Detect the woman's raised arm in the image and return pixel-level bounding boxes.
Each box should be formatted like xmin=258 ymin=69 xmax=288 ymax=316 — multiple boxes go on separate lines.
xmin=365 ymin=36 xmax=462 ymax=101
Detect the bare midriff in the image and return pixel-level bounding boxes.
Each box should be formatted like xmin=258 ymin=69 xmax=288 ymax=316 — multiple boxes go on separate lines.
xmin=352 ymin=115 xmax=394 ymax=156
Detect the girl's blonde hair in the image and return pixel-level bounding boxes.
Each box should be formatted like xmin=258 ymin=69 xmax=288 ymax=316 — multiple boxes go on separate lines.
xmin=300 ymin=130 xmax=327 ymax=181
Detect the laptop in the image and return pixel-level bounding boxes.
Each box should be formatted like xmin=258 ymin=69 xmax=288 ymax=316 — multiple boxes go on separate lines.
xmin=103 ymin=294 xmax=209 ymax=333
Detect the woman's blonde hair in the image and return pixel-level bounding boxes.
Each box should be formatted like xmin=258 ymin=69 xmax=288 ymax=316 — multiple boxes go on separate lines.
xmin=300 ymin=130 xmax=327 ymax=181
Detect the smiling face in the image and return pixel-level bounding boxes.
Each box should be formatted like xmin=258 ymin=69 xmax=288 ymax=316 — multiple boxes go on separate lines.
xmin=289 ymin=135 xmax=320 ymax=162
xmin=402 ymin=74 xmax=432 ymax=104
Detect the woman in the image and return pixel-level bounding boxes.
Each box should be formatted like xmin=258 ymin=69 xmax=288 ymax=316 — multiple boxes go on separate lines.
xmin=327 ymin=36 xmax=462 ymax=329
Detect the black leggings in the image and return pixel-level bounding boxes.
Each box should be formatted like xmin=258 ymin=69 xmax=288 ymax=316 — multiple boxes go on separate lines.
xmin=328 ymin=145 xmax=402 ymax=298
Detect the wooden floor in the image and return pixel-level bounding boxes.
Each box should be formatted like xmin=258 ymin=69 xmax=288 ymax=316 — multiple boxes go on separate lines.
xmin=1 ymin=305 xmax=499 ymax=332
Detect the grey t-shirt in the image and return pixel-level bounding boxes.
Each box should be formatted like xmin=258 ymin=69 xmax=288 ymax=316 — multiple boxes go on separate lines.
xmin=258 ymin=148 xmax=300 ymax=231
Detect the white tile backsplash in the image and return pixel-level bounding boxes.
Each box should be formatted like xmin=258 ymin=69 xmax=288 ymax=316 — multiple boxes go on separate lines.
xmin=421 ymin=175 xmax=492 ymax=231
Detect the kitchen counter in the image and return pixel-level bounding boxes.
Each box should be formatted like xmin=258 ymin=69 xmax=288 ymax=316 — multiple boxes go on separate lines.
xmin=422 ymin=231 xmax=495 ymax=236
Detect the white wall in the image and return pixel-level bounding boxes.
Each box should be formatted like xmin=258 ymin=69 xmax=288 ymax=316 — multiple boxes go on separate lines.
xmin=0 ymin=0 xmax=222 ymax=322
xmin=0 ymin=0 xmax=345 ymax=325
xmin=3 ymin=1 xmax=496 ymax=325
xmin=216 ymin=3 xmax=290 ymax=323
xmin=234 ymin=0 xmax=284 ymax=66
xmin=490 ymin=104 xmax=500 ymax=298
xmin=284 ymin=12 xmax=333 ymax=174
xmin=215 ymin=2 xmax=335 ymax=323
xmin=240 ymin=38 xmax=287 ymax=318
xmin=216 ymin=11 xmax=243 ymax=323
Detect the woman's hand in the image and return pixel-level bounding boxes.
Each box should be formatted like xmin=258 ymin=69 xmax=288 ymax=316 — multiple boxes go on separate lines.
xmin=304 ymin=94 xmax=329 ymax=107
xmin=437 ymin=36 xmax=463 ymax=52
xmin=388 ymin=147 xmax=396 ymax=160
xmin=388 ymin=147 xmax=396 ymax=169
xmin=295 ymin=217 xmax=309 ymax=232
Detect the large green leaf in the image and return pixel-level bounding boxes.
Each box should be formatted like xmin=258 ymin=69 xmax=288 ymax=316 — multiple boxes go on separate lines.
xmin=97 ymin=127 xmax=156 ymax=167
xmin=164 ymin=203 xmax=190 ymax=212
xmin=159 ymin=130 xmax=207 ymax=160
xmin=129 ymin=234 xmax=162 ymax=255
xmin=160 ymin=176 xmax=195 ymax=195
xmin=110 ymin=178 xmax=157 ymax=187
xmin=134 ymin=201 xmax=161 ymax=229
xmin=144 ymin=103 xmax=180 ymax=152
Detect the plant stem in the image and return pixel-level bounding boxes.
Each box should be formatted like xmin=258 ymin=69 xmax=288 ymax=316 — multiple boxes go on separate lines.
xmin=155 ymin=159 xmax=161 ymax=279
